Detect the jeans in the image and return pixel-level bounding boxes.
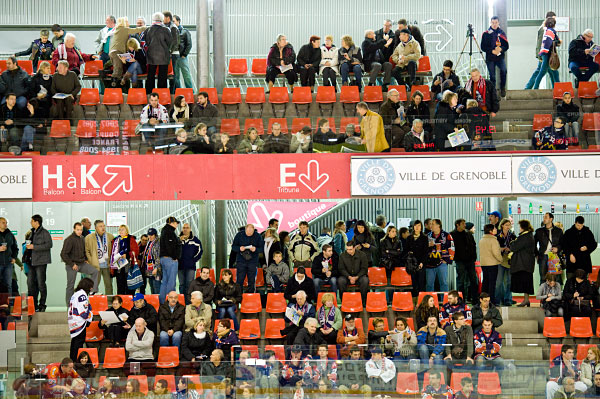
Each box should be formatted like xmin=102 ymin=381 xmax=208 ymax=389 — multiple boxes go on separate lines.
xmin=495 ymin=266 xmax=512 ymax=305
xmin=21 ymin=125 xmax=35 ymax=150
xmin=340 ymin=63 xmax=363 ymax=90
xmin=481 ymin=265 xmax=499 ymax=304
xmin=313 ymin=277 xmax=338 ymax=296
xmin=0 ymin=265 xmax=12 ymax=292
xmin=525 ymin=58 xmax=560 ymax=89
xmin=178 ymin=269 xmax=196 ymax=304
xmin=565 ymin=122 xmax=580 ymax=143
xmin=486 ymin=58 xmax=507 ymax=90
xmin=392 ymin=61 xmax=417 ymax=87
xmin=236 ymin=260 xmax=257 ymax=293
xmin=170 ymin=54 xmax=181 ymax=93
xmin=151 ymin=278 xmax=161 ymax=295
xmin=455 ymin=261 xmax=478 ymax=303
xmin=218 ymin=305 xmax=240 ymax=330
xmin=476 ymin=356 xmax=504 ymax=372
xmin=159 ymin=257 xmax=179 ymax=303
xmin=338 ymin=275 xmax=370 ymax=306
xmin=175 ymin=56 xmax=196 ymax=90
xmin=270 ymin=275 xmax=283 ymax=293
xmin=65 ymin=262 xmax=99 ymax=306
xmin=569 ymin=60 xmax=600 ymax=83
xmin=533 ymin=54 xmax=560 ymax=89
xmin=127 ymin=62 xmax=143 ymax=83
xmin=159 ymin=330 xmax=182 ymax=347
xmin=27 ymin=264 xmax=47 ymax=309
xmin=537 ymin=255 xmax=548 ymax=281
xmin=2 ymin=96 xmax=28 ymax=110
xmin=418 ymin=344 xmax=444 ymax=369
xmin=426 ymin=263 xmax=449 ymax=291
xmin=98 ymin=51 xmax=110 ymax=94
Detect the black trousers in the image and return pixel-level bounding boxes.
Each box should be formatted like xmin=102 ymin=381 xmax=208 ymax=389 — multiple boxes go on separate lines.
xmin=322 ymin=67 xmax=337 ymax=89
xmin=265 ymin=66 xmax=297 ymax=85
xmin=299 ymin=66 xmax=317 ymax=87
xmin=146 ymin=64 xmax=169 ymax=93
xmin=70 ymin=328 xmax=86 ymax=362
xmin=392 ymin=61 xmax=417 ymax=86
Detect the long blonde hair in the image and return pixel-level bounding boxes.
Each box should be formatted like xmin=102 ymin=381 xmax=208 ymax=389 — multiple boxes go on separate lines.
xmin=333 ymin=220 xmax=345 ymax=237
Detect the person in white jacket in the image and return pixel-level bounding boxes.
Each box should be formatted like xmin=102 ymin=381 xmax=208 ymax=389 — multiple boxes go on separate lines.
xmin=366 ymin=347 xmax=396 ymax=396
xmin=319 ymin=35 xmax=339 ymax=90
xmin=580 ymin=346 xmax=600 ymax=389
xmin=126 ymin=318 xmax=155 ymax=362
xmin=68 ymin=278 xmax=94 ymax=362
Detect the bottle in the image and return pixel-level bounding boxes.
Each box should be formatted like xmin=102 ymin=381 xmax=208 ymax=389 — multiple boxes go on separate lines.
xmin=539 ymin=205 xmax=543 ymax=214
xmin=508 ymin=204 xmax=512 ymax=215
xmin=586 ymin=203 xmax=590 ymax=213
xmin=551 ymin=203 xmax=555 ymax=214
xmin=563 ymin=204 xmax=567 ymax=213
xmin=576 ymin=203 xmax=580 ymax=214
xmin=517 ymin=204 xmax=521 ymax=214
xmin=529 ymin=202 xmax=533 ymax=214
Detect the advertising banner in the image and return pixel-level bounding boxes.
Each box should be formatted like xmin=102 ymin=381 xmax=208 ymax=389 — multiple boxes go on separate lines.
xmin=0 ymin=159 xmax=32 ymax=200
xmin=246 ymin=201 xmax=338 ymax=232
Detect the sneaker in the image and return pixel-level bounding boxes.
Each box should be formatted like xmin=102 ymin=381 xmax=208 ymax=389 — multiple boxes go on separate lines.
xmin=500 ymin=88 xmax=506 ymax=98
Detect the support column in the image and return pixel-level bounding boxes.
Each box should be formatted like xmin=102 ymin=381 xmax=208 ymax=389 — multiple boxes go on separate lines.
xmin=212 ymin=0 xmax=225 ymax=91
xmin=196 ymin=0 xmax=209 ymax=88
xmin=215 ymin=200 xmax=227 ymax=277
xmin=198 ymin=201 xmax=212 ymax=268
xmin=494 ymin=0 xmax=508 ymax=34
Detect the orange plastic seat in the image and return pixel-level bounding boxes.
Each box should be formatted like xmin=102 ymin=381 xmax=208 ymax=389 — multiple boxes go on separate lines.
xmin=126 ymin=88 xmax=148 ymax=105
xmin=240 ymin=293 xmax=262 ymax=314
xmin=578 ymin=81 xmax=598 ymax=99
xmin=368 ymin=267 xmax=388 ymax=286
xmin=396 ymin=372 xmax=419 ymax=394
xmin=570 ymin=317 xmax=593 ymax=338
xmin=327 ymin=344 xmax=338 ymax=359
xmin=317 ymin=292 xmax=337 ymax=309
xmin=341 ymin=292 xmax=363 ymax=313
xmin=254 ymin=268 xmax=265 ymax=287
xmin=417 ymin=56 xmax=432 ymax=73
xmin=71 ymin=151 xmax=90 ymax=155
xmin=292 ymin=86 xmax=312 ymax=104
xmin=122 ymin=120 xmax=139 ymax=137
xmin=85 ymin=321 xmax=104 ymax=342
xmin=423 ymin=372 xmax=446 ymax=387
xmin=6 ymin=322 xmax=15 ymax=330
xmin=293 ymin=268 xmax=312 ymax=279
xmin=75 ymin=120 xmax=96 ymax=138
xmin=550 ymin=344 xmax=563 ymax=363
xmin=157 ymin=346 xmax=180 ymax=368
xmin=243 ymin=118 xmax=264 ymax=135
xmin=577 ymin=344 xmax=596 ymax=362
xmin=0 ymin=60 xmax=6 ymax=74
xmin=88 ymin=295 xmax=108 ymax=315
xmin=478 ymin=372 xmax=501 ymax=395
xmin=79 ymin=88 xmax=100 ymax=106
xmin=589 ymin=266 xmax=600 ymax=282
xmin=533 ymin=114 xmax=553 ymax=131
xmin=241 ymin=345 xmax=259 ymax=358
xmin=239 ymin=319 xmax=260 ymax=339
xmin=167 ymin=61 xmax=174 ymax=76
xmin=20 ymin=60 xmax=34 ymax=76
xmin=228 ymin=58 xmax=248 ymax=76
xmin=553 ymin=82 xmax=574 ymax=99
xmin=152 ymin=88 xmax=172 ymax=106
xmin=21 ymin=151 xmax=40 ymax=156
xmin=269 ymin=87 xmax=289 ymax=104
xmin=245 ymin=87 xmax=266 ymax=104
xmin=46 ymin=151 xmax=66 ymax=155
xmin=316 ymin=86 xmax=336 ymax=104
xmin=340 ymin=117 xmax=360 ymax=133
xmin=368 ymin=317 xmax=389 ymax=331
xmin=180 ymin=374 xmax=203 ymax=395
xmin=390 ymin=267 xmax=412 ymax=287
xmin=222 ymin=87 xmax=242 ymax=104
xmin=342 ymin=317 xmax=364 ymax=333
xmin=220 ymin=119 xmax=241 ymax=136
xmin=583 ymin=113 xmax=600 ymax=131
xmin=388 ymin=85 xmax=408 ymax=102
xmin=264 ymin=345 xmax=286 ymax=361
xmin=363 ymin=85 xmax=383 ymax=103
xmin=366 ymin=292 xmax=387 ymax=313
xmin=83 ymin=60 xmax=103 ymax=78
xmin=450 ymin=372 xmax=471 ymax=392
xmin=266 ymin=293 xmax=287 ymax=313
xmin=417 ymin=292 xmax=439 ymax=307
xmin=121 ymin=295 xmax=134 ymax=311
xmin=197 ymin=88 xmax=219 ymax=104
xmin=103 ymin=347 xmax=126 ymax=368
xmin=410 ymin=85 xmax=431 ymax=101
xmin=392 ymin=292 xmax=414 ymax=312
xmin=264 ymin=318 xmax=286 ymax=339
xmin=155 ymin=375 xmax=176 ymax=393
xmin=11 ymin=296 xmax=35 ymax=317
xmin=251 ymin=58 xmax=268 ymax=75
xmin=78 ymin=347 xmax=99 ymax=368
xmin=340 ymin=86 xmax=360 ymax=103
xmin=543 ymin=317 xmax=567 ymax=338
xmin=291 ymin=118 xmax=311 ymax=134
xmin=50 ymin=120 xmax=71 ymax=138
xmin=102 ymin=88 xmax=124 ymax=105
xmin=145 ymin=294 xmax=160 ymax=312
xmin=406 ymin=317 xmax=415 ymax=330
xmin=268 ymin=118 xmax=289 ymax=134
xmin=128 ymin=375 xmax=149 ymax=395
xmin=174 ymin=88 xmax=194 ymax=104
xmin=99 ymin=120 xmax=119 ymax=138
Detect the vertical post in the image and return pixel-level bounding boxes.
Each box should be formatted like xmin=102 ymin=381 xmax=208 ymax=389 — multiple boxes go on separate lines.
xmin=196 ymin=0 xmax=209 ymax=88
xmin=212 ymin=0 xmax=226 ymax=91
xmin=198 ymin=201 xmax=212 ymax=268
xmin=215 ymin=200 xmax=227 ymax=278
xmin=495 ymin=0 xmax=508 ymax=34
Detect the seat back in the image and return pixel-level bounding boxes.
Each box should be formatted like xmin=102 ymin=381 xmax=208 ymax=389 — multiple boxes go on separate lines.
xmin=316 ymin=86 xmax=336 ymax=103
xmin=392 ymin=291 xmax=414 ymax=312
xmin=128 ymin=375 xmax=149 ymax=395
xmin=83 ymin=60 xmax=103 ymax=77
xmin=251 ymin=58 xmax=268 ymax=75
xmin=84 ymin=320 xmax=103 ymax=341
xmin=152 ymin=88 xmax=172 ymax=106
xmin=264 ymin=318 xmax=286 ymax=338
xmin=103 ymin=347 xmax=126 ymax=368
xmin=220 ymin=119 xmax=241 ymax=136
xmin=50 ymin=120 xmax=71 ymax=138
xmin=411 ymin=85 xmax=431 ymax=101
xmin=543 ymin=317 xmax=567 ymax=338
xmin=243 ymin=118 xmax=265 ymax=135
xmin=291 ymin=118 xmax=311 ymax=134
xmin=88 ymin=295 xmax=108 ymax=315
xmin=245 ymin=87 xmax=266 ymax=104
xmin=145 ymin=294 xmax=160 ymax=312
xmin=102 ymin=88 xmax=124 ymax=105
xmin=266 ymin=293 xmax=287 ymax=313
xmin=157 ymin=346 xmax=180 ymax=368
xmin=228 ymin=58 xmax=249 ymax=75
xmin=340 ymin=86 xmax=360 ymax=103
xmin=78 ymin=347 xmax=99 ymax=368
xmin=239 ymin=318 xmax=261 ymax=339
xmin=99 ymin=120 xmax=119 ymax=138
xmin=396 ymin=372 xmax=419 ymax=394
xmin=341 ymin=292 xmax=363 ymax=313
xmin=390 ymin=267 xmax=412 ymax=286
xmin=240 ymin=293 xmax=262 ymax=313
xmin=126 ymin=88 xmax=148 ymax=105
xmin=79 ymin=88 xmax=100 ymax=106
xmin=533 ymin=114 xmax=553 ymax=131
xmin=368 ymin=267 xmax=387 ymax=286
xmin=570 ymin=317 xmax=593 ymax=337
xmin=553 ymin=82 xmax=574 ymax=99
xmin=264 ymin=345 xmax=286 ymax=361
xmin=417 ymin=56 xmax=432 ymax=73
xmin=174 ymin=88 xmax=195 ymax=104
xmin=365 ymin=292 xmax=387 ymax=312
xmin=368 ymin=317 xmax=389 ymax=331
xmin=268 ymin=87 xmax=290 ymax=104
xmin=363 ymin=85 xmax=383 ymax=103
xmin=222 ymin=87 xmax=242 ymax=104
xmin=197 ymin=87 xmax=219 ymax=104
xmin=292 ymin=86 xmax=313 ymax=104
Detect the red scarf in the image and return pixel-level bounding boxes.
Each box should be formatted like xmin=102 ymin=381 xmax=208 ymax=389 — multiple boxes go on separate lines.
xmin=466 ymin=78 xmax=487 ymax=111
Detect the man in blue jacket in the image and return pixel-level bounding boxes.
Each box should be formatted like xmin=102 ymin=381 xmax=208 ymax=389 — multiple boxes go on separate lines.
xmin=481 ymin=16 xmax=509 ymax=97
xmin=231 ymin=224 xmax=264 ymax=293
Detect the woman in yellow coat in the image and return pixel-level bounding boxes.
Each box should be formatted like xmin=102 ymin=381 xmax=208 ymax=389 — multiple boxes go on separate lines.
xmin=357 ymin=102 xmax=389 ymax=152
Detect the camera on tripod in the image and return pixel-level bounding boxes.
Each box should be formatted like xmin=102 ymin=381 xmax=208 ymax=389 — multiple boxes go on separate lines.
xmin=466 ymin=24 xmax=474 ymax=37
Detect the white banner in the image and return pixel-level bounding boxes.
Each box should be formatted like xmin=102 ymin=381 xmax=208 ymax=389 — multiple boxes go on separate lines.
xmin=0 ymin=159 xmax=32 ymax=200
xmin=512 ymin=154 xmax=600 ymax=194
xmin=351 ymin=156 xmax=512 ymax=196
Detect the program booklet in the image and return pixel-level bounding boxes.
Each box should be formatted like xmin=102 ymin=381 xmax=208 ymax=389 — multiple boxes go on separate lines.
xmin=448 ymin=128 xmax=470 ymax=147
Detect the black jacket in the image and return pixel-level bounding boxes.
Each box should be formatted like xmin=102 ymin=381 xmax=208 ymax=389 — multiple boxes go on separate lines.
xmin=165 ymin=22 xmax=180 ymax=54
xmin=188 ymin=277 xmax=215 ymax=305
xmin=192 ymin=101 xmax=219 ymax=128
xmin=534 ymin=224 xmax=564 ymax=258
xmin=284 ymin=275 xmax=317 ymax=304
xmin=181 ymin=330 xmax=214 ymax=361
xmin=406 ymin=101 xmax=431 ymax=127
xmin=560 ymin=225 xmax=598 ymax=274
xmin=214 ymin=281 xmax=242 ymax=306
xmin=431 ymin=71 xmax=461 ymax=95
xmin=471 ymin=303 xmax=503 ymax=331
xmin=509 ymin=231 xmax=536 ymax=275
xmin=293 ymin=327 xmax=326 ymax=356
xmin=158 ymin=301 xmax=185 ymax=332
xmin=451 ymin=229 xmax=477 ymax=262
xmin=313 ymin=129 xmax=343 ymax=145
xmin=375 ymin=28 xmax=396 ymax=61
xmin=556 ymin=101 xmax=580 ymax=124
xmin=568 ymin=35 xmax=595 ymax=64
xmin=403 ymin=129 xmax=433 ymax=152
xmin=361 ymin=38 xmax=388 ymax=71
xmin=379 ymin=236 xmax=403 ymax=265
xmin=466 ymin=79 xmax=500 ymax=114
xmin=311 ymin=252 xmax=339 ymax=280
xmin=456 ymin=106 xmax=492 ymax=147
xmin=0 ymin=67 xmax=30 ymax=98
xmin=28 ymin=73 xmax=53 ymax=109
xmin=338 ymin=250 xmax=369 ymax=279
xmin=296 ymin=44 xmax=321 ymax=69
xmin=129 ymin=302 xmax=158 ymax=334
xmin=0 ymin=228 xmax=18 ymax=267
xmin=145 ymin=23 xmax=173 ymax=65
xmin=187 ymin=136 xmax=214 ymax=154
xmin=433 ymin=101 xmax=459 ymax=147
xmin=481 ymin=27 xmax=509 ymax=62
xmin=159 ymin=224 xmax=182 ymax=260
xmin=178 ymin=25 xmax=192 ymax=58
xmin=267 ymin=43 xmax=296 ymax=67
xmin=380 ymin=99 xmax=401 ymax=126
xmin=563 ymin=277 xmax=595 ymax=303
xmin=406 ymin=233 xmax=429 ymax=265
xmin=263 ymin=133 xmax=290 ymax=153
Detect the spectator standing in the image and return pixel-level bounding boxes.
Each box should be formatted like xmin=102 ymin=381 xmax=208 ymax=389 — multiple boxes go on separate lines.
xmin=339 ymin=35 xmax=363 ymax=91
xmin=568 ymin=29 xmax=599 ymax=87
xmin=185 ymin=291 xmax=212 ymax=332
xmin=51 ymin=33 xmax=97 ymax=75
xmin=563 ymin=269 xmax=594 ymax=320
xmin=107 ymin=17 xmax=146 ymax=84
xmin=361 ymin=30 xmax=394 ymax=90
xmin=471 ymin=292 xmax=503 ymax=331
xmin=561 ymin=216 xmax=597 ymax=278
xmin=496 ymin=219 xmax=515 ymax=306
xmin=533 ymin=116 xmax=569 ymax=150
xmin=15 ymin=29 xmax=54 ymax=70
xmin=26 ymin=215 xmax=52 ymax=312
xmin=332 ymin=220 xmax=348 ymax=256
xmin=464 ymin=68 xmax=500 ymax=117
xmin=530 ymin=17 xmax=561 ymax=90
xmin=179 ymin=223 xmax=203 ymax=303
xmin=51 ymin=60 xmax=81 ymax=120
xmin=473 ymin=317 xmax=503 ymax=371
xmin=266 ymin=34 xmax=297 ymax=93
xmin=379 ymin=225 xmax=403 ymax=278
xmin=214 ymin=269 xmax=241 ymax=330
xmin=163 ymin=11 xmax=181 ymax=93
xmin=60 ymin=222 xmax=99 ymax=306
xmin=357 ymin=102 xmax=389 ymax=153
xmin=288 ymin=221 xmax=318 ymax=268
xmin=141 ymin=228 xmax=161 ymax=295
xmin=537 ymin=273 xmax=564 ymax=317
xmin=406 ymin=220 xmax=429 ymax=296
xmin=391 ymin=29 xmax=422 ymax=90
xmin=556 ymin=92 xmax=581 ymax=145
xmin=51 ymin=25 xmax=67 ymax=48
xmin=338 ymin=241 xmax=370 ymax=307
xmin=173 ymin=15 xmax=195 ymax=90
xmin=432 ymin=90 xmax=459 ymax=151
xmin=510 ymin=220 xmax=536 ymax=307
xmin=232 ymin=224 xmax=264 ymax=293
xmin=319 ymin=35 xmax=339 ymax=90
xmin=425 ymin=219 xmax=454 ymax=292
xmin=109 ymin=224 xmax=140 ymax=295
xmin=188 ymin=266 xmax=214 ymax=306
xmin=431 ymin=60 xmax=461 ymax=101
xmin=158 ymin=291 xmax=185 ymax=348
xmin=0 ymin=217 xmax=17 ymax=292
xmin=481 ymin=16 xmax=509 ymax=97
xmin=297 ymin=36 xmax=322 ymax=91
xmin=535 ymin=212 xmax=564 ymax=281
xmin=94 ymin=16 xmax=116 ymax=65
xmin=352 ymin=219 xmax=376 ymax=266
xmin=159 ymin=216 xmax=181 ymax=303
xmin=27 ymin=61 xmax=53 ymax=120
xmin=452 ymin=219 xmax=478 ymax=303
xmin=417 ymin=316 xmax=446 ymax=369
xmin=67 ymin=277 xmax=94 ymax=362
xmin=129 ymin=292 xmax=158 ymax=334
xmin=479 ymin=224 xmax=503 ymax=303
xmin=145 ymin=12 xmax=173 ymax=93
xmin=524 ymin=12 xmax=560 ymax=89
xmin=0 ymin=57 xmax=30 ymax=110
xmin=125 ymin=318 xmax=155 ymax=364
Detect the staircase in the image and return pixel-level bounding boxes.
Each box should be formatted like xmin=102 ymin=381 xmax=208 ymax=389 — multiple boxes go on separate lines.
xmin=131 ymin=203 xmax=202 ymax=239
xmin=28 ymin=312 xmax=71 ymax=364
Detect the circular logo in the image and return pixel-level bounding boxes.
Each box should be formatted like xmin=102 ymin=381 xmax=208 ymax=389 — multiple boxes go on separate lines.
xmin=517 ymin=156 xmax=557 ymax=193
xmin=356 ymin=159 xmax=396 ymax=195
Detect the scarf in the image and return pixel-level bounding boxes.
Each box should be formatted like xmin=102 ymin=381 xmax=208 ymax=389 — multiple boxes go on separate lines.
xmin=144 ymin=239 xmax=156 ymax=272
xmin=317 ymin=306 xmax=336 ymax=329
xmin=96 ymin=233 xmax=108 ymax=263
xmin=411 ymin=128 xmax=424 ymax=143
xmin=172 ymin=103 xmax=189 ymax=122
xmin=264 ymin=237 xmax=274 ymax=262
xmin=110 ymin=235 xmax=129 ymax=270
xmin=343 ymin=326 xmax=358 ymax=337
xmin=396 ymin=327 xmax=414 ymax=345
xmin=465 ymin=78 xmax=487 ymax=110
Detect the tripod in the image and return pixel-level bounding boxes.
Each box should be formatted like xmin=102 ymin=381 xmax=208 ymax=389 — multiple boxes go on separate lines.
xmin=456 ymin=24 xmax=485 ymax=74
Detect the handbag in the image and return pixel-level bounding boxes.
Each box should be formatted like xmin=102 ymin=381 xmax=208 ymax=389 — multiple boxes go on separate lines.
xmin=405 ymin=252 xmax=420 ymax=274
xmin=549 ymin=42 xmax=560 ymax=71
xmin=380 ymin=256 xmax=394 ymax=271
xmin=127 ymin=263 xmax=143 ymax=290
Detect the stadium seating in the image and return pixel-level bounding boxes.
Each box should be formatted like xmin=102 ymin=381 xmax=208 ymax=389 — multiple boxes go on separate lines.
xmin=174 ymin=88 xmax=195 ymax=104
xmin=85 ymin=321 xmax=104 ymax=342
xmin=228 ymin=58 xmax=249 ymax=76
xmin=411 ymin=85 xmax=431 ymax=102
xmin=82 ymin=60 xmax=103 ymax=79
xmin=269 ymin=87 xmax=290 ymax=117
xmin=155 ymin=375 xmax=176 ymax=393
xmin=543 ymin=317 xmax=567 ymax=338
xmin=240 ymin=293 xmax=262 ymax=314
xmin=243 ymin=118 xmax=264 ymax=135
xmin=240 ymin=345 xmax=259 ymax=358
xmin=317 ymin=292 xmax=337 ymax=309
xmin=450 ymin=372 xmax=472 ymax=392
xmin=266 ymin=293 xmax=287 ymax=314
xmin=423 ymin=372 xmax=446 ymax=387
xmin=570 ymin=317 xmax=593 ymax=338
xmin=88 ymin=295 xmax=108 ymax=315
xmin=316 ymin=86 xmax=336 ymax=115
xmin=145 ymin=294 xmax=160 ymax=312
xmin=417 ymin=292 xmax=439 ymax=307
xmin=292 ymin=86 xmax=313 ymax=116
xmin=367 ymin=317 xmax=389 ymax=331
xmin=197 ymin=87 xmax=219 ymax=104
xmin=78 ymin=347 xmax=99 ymax=368
xmin=50 ymin=120 xmax=71 ymax=138
xmin=388 ymin=85 xmax=408 ymax=102
xmin=264 ymin=318 xmax=286 ymax=339
xmin=396 ymin=372 xmax=419 ymax=394
xmin=267 ymin=118 xmax=288 ymax=134
xmin=363 ymin=85 xmax=384 ymax=110
xmin=341 ymin=292 xmax=363 ymax=313
xmin=156 ymin=346 xmax=180 ymax=368
xmin=103 ymin=347 xmax=126 ymax=368
xmin=367 ymin=267 xmax=387 ymax=286
xmin=245 ymin=87 xmax=266 ymax=117
xmin=264 ymin=345 xmax=286 ymax=361
xmin=239 ymin=319 xmax=260 ymax=340
xmin=128 ymin=375 xmax=149 ymax=395
xmin=392 ymin=292 xmax=414 ymax=312
xmin=477 ymin=372 xmax=501 ymax=395
xmin=553 ymin=82 xmax=574 ymax=100
xmin=365 ymin=292 xmax=387 ymax=313
xmin=532 ymin=114 xmax=553 ymax=131
xmin=121 ymin=295 xmax=134 ymax=311
xmin=250 ymin=58 xmax=267 ymax=76
xmin=221 ymin=87 xmax=242 ymax=117
xmin=340 ymin=86 xmax=360 ymax=115
xmin=152 ymin=88 xmax=172 ymax=106
xmin=11 ymin=296 xmax=35 ymax=317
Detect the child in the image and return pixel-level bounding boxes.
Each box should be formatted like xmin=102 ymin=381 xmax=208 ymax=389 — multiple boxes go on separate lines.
xmin=265 ymin=251 xmax=290 ymax=293
xmin=453 ymin=377 xmax=478 ymax=399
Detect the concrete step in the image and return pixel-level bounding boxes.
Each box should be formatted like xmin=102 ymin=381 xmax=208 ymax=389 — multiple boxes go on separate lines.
xmin=502 ymin=345 xmax=543 ymax=360
xmin=507 ymin=89 xmax=553 ymax=101
xmin=31 ymin=350 xmax=70 ymax=364
xmin=37 ymin=324 xmax=70 ymax=338
xmin=502 ymin=333 xmax=547 ymax=346
xmin=33 ymin=312 xmax=69 ymax=326
xmin=501 ymin=306 xmax=544 ymax=321
xmin=499 ymin=99 xmax=555 ymax=111
xmin=497 ymin=319 xmax=538 ymax=334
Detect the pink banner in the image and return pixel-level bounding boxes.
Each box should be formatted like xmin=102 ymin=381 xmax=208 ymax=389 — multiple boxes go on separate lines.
xmin=246 ymin=201 xmax=338 ymax=231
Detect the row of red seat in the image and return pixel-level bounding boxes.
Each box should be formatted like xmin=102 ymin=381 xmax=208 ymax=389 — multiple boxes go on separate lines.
xmin=543 ymin=316 xmax=600 ymax=338
xmin=534 ymin=112 xmax=600 ymax=133
xmin=552 ymin=81 xmax=600 ymax=100
xmin=397 ymin=371 xmax=501 ymax=395
xmin=549 ymin=343 xmax=600 ymax=364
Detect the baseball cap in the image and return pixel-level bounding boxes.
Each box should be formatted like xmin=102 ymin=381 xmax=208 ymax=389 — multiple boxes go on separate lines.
xmin=487 ymin=211 xmax=501 ymax=218
xmin=133 ymin=293 xmax=145 ymax=302
xmin=147 ymin=228 xmax=158 ymax=236
xmin=166 ymin=216 xmax=180 ymax=224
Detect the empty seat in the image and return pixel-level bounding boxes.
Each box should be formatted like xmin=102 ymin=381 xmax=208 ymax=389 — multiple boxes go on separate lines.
xmin=292 ymin=86 xmax=312 ymax=116
xmin=243 ymin=119 xmax=264 ymax=135
xmin=228 ymin=58 xmax=248 ymax=76
xmin=477 ymin=372 xmax=501 ymax=395
xmin=239 ymin=319 xmax=260 ymax=339
xmin=99 ymin=120 xmax=120 ymax=138
xmin=368 ymin=267 xmax=387 ymax=286
xmin=11 ymin=296 xmax=35 ymax=317
xmin=267 ymin=118 xmax=289 ymax=134
xmin=126 ymin=88 xmax=148 ymax=105
xmin=103 ymin=347 xmax=126 ymax=368
xmin=269 ymin=87 xmax=289 ymax=117
xmin=368 ymin=317 xmax=389 ymax=331
xmin=251 ymin=58 xmax=267 ymax=75
xmin=75 ymin=120 xmax=96 ymax=138
xmin=122 ymin=120 xmax=139 ymax=137
xmin=264 ymin=318 xmax=286 ymax=339
xmin=543 ymin=317 xmax=567 ymax=338
xmin=328 ymin=344 xmax=338 ymax=359
xmin=197 ymin=87 xmax=219 ymax=104
xmin=317 ymin=292 xmax=337 ymax=309
xmin=240 ymin=293 xmax=262 ymax=314
xmin=570 ymin=317 xmax=593 ymax=338
xmin=152 ymin=88 xmax=172 ymax=106
xmin=410 ymin=85 xmax=431 ymax=101
xmin=582 ymin=113 xmax=600 ymax=131
xmin=264 ymin=345 xmax=286 ymax=361
xmin=245 ymin=87 xmax=266 ymax=117
xmin=78 ymin=347 xmax=99 ymax=368
xmin=417 ymin=56 xmax=432 ymax=74
xmin=102 ymin=88 xmax=124 ymax=105
xmin=222 ymin=87 xmax=242 ymax=104
xmin=363 ymin=85 xmax=383 ymax=104
xmin=533 ymin=114 xmax=553 ymax=131
xmin=417 ymin=292 xmax=439 ymax=307
xmin=79 ymin=88 xmax=100 ymax=106
xmin=50 ymin=120 xmax=71 ymax=138
xmin=20 ymin=60 xmax=34 ymax=76
xmin=128 ymin=375 xmax=149 ymax=395
xmin=82 ymin=60 xmax=103 ymax=78
xmin=365 ymin=292 xmax=387 ymax=313
xmin=392 ymin=292 xmax=414 ymax=312
xmin=266 ymin=293 xmax=287 ymax=314
xmin=145 ymin=294 xmax=160 ymax=312
xmin=88 ymin=295 xmax=108 ymax=315
xmin=316 ymin=86 xmax=336 ymax=104
xmin=157 ymin=346 xmax=180 ymax=368
xmin=578 ymin=81 xmax=598 ymax=99
xmin=390 ymin=267 xmax=412 ymax=287
xmin=553 ymin=82 xmax=574 ymax=99
xmin=396 ymin=372 xmax=419 ymax=394
xmin=291 ymin=118 xmax=311 ymax=134
xmin=589 ymin=266 xmax=600 ymax=282
xmin=341 ymin=292 xmax=363 ymax=313
xmin=46 ymin=151 xmax=66 ymax=155
xmin=340 ymin=86 xmax=360 ymax=103
xmin=220 ymin=119 xmax=241 ymax=136
xmin=388 ymin=85 xmax=408 ymax=102
xmin=174 ymin=88 xmax=195 ymax=104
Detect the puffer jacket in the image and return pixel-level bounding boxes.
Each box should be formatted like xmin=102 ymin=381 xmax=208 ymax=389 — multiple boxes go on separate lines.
xmin=568 ymin=34 xmax=595 ymax=64
xmin=0 ymin=228 xmax=18 ymax=267
xmin=30 ymin=226 xmax=52 ymax=266
xmin=391 ymin=36 xmax=421 ymax=68
xmin=179 ymin=232 xmax=202 ymax=270
xmin=288 ymin=232 xmax=319 ymax=263
xmin=214 ymin=281 xmax=242 ymax=306
xmin=0 ymin=67 xmax=30 ymax=98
